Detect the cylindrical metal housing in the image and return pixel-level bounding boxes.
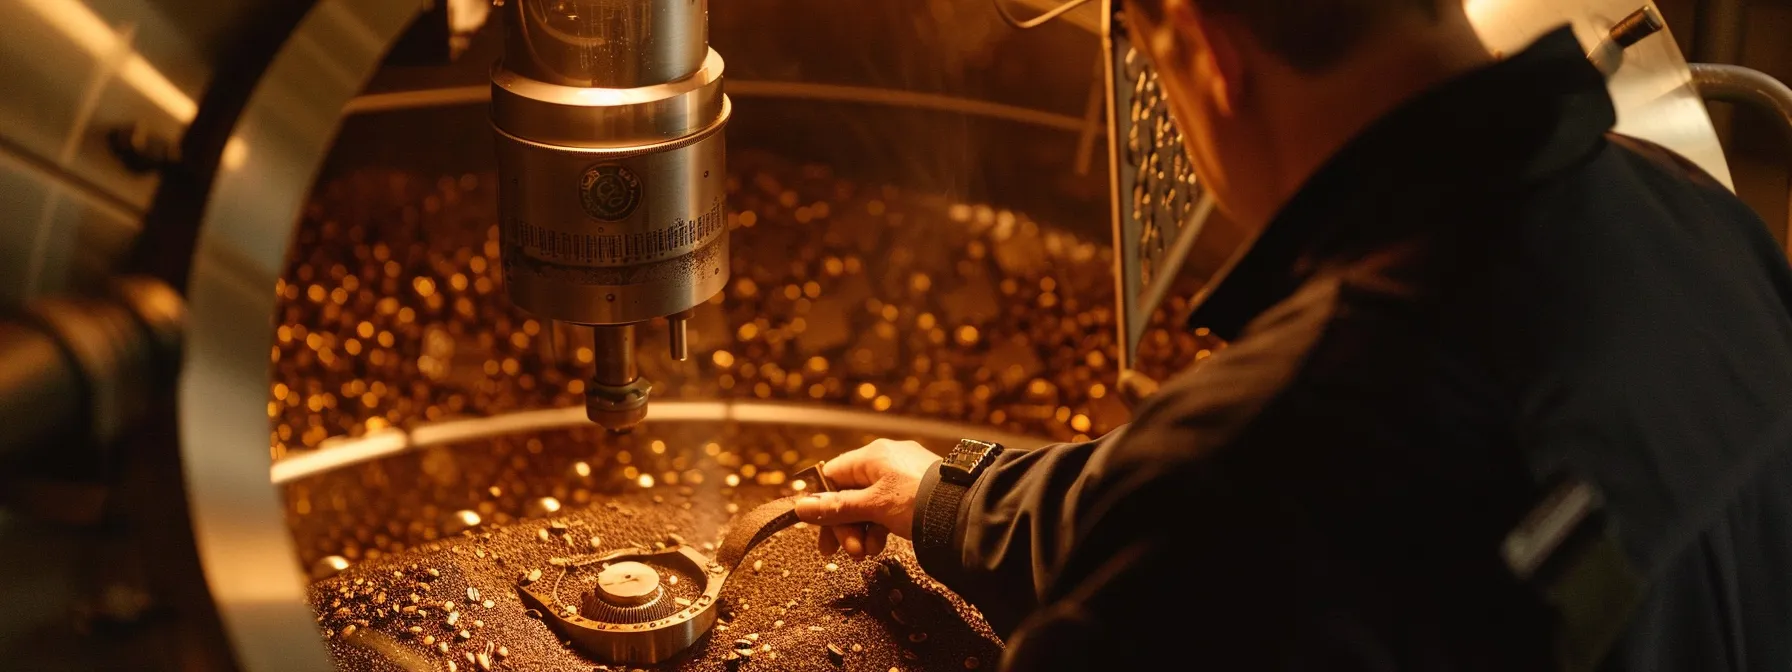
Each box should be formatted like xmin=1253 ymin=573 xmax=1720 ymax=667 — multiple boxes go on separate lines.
xmin=492 ymin=0 xmax=729 ymax=431
xmin=501 ymin=0 xmax=708 ymax=88
xmin=491 ymin=15 xmax=730 ymax=328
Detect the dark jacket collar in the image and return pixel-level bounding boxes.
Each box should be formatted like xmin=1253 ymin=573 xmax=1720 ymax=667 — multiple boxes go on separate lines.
xmin=1185 ymin=26 xmax=1617 ymax=340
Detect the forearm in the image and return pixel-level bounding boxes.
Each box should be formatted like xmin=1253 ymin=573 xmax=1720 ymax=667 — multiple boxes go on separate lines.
xmin=910 ymin=426 xmax=1133 ymax=635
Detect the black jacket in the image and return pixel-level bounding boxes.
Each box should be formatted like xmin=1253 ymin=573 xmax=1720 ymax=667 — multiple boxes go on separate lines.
xmin=912 ymin=27 xmax=1792 ymax=672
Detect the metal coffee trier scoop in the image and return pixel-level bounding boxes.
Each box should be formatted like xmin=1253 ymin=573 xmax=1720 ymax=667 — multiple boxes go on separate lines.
xmin=514 ymin=462 xmax=839 ymax=665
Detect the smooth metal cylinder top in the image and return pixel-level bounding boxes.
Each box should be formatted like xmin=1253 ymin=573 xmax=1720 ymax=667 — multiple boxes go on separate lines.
xmin=502 ymin=0 xmax=708 ymax=89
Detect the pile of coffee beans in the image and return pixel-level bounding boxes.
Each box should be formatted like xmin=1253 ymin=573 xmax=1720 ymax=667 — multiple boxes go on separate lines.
xmin=284 ymin=150 xmax=1226 ymax=670
xmin=273 ymin=150 xmax=1221 ymax=462
xmin=309 ymin=474 xmax=1001 ymax=671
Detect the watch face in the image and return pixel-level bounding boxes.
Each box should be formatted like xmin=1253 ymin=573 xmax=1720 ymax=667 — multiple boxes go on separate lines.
xmin=944 ymin=440 xmax=999 ymax=480
xmin=944 ymin=451 xmax=983 ymax=472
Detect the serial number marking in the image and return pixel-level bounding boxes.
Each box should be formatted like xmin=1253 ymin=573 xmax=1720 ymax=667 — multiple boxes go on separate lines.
xmin=510 ymin=200 xmax=725 ymax=265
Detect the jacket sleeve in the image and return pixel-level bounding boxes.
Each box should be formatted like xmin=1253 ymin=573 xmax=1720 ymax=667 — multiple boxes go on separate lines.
xmin=911 ymin=380 xmax=1366 ymax=658
xmin=910 ymin=285 xmax=1327 ymax=637
xmin=910 ymin=429 xmax=1133 ymax=635
xmin=913 ymin=276 xmax=1559 ymax=670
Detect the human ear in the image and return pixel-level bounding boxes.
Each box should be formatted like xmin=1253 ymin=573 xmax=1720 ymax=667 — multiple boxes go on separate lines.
xmin=1159 ymin=0 xmax=1244 ymax=116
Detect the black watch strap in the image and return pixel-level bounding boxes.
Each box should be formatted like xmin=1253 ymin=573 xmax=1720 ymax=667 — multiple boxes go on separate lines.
xmin=915 ymin=440 xmax=1005 ymax=575
xmin=913 ymin=461 xmax=963 ymax=574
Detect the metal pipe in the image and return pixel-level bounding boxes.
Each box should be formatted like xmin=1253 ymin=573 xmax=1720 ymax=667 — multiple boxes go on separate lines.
xmin=591 ymin=324 xmax=639 ymax=388
xmin=1692 ymin=0 xmax=1747 ymax=144
xmin=667 ymin=311 xmax=690 ymax=362
xmin=1693 ymin=64 xmax=1792 ymax=137
xmin=586 ymin=324 xmax=650 ymax=430
xmin=1690 ymin=63 xmax=1792 ymax=254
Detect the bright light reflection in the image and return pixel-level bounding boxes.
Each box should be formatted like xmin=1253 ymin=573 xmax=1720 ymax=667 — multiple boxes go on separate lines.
xmin=19 ymin=0 xmax=199 ymax=122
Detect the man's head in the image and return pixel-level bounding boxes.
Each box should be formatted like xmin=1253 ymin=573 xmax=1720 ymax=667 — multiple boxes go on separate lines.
xmin=1120 ymin=0 xmax=1489 ymax=228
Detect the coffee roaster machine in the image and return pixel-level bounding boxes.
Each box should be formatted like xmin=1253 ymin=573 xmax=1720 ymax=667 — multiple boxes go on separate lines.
xmin=0 ymin=0 xmax=1787 ymax=669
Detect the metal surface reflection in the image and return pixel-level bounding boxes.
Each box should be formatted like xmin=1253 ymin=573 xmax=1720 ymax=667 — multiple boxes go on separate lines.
xmin=1466 ymin=0 xmax=1735 ymax=189
xmin=179 ymin=0 xmax=426 ymax=669
xmin=0 ymin=0 xmax=1766 ymax=669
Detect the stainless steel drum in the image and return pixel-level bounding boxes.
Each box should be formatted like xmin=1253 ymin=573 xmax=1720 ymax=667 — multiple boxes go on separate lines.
xmin=0 ymin=0 xmax=1747 ymax=670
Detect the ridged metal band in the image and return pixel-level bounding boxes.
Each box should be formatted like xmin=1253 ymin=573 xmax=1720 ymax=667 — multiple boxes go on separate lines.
xmin=491 ymin=93 xmax=733 ymax=161
xmin=514 ymin=546 xmax=724 ymax=664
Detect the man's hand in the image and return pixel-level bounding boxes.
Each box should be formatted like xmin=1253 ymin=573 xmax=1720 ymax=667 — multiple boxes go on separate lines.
xmin=793 ymin=439 xmax=940 ymax=561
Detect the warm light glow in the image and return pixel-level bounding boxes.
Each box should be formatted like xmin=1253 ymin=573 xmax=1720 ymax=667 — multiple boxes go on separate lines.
xmin=20 ymin=0 xmax=199 ymax=122
xmin=1463 ymin=0 xmax=1495 ymax=26
xmin=446 ymin=0 xmax=490 ymax=33
xmin=956 ymin=325 xmax=980 ymax=346
xmin=221 ymin=135 xmax=249 ymax=170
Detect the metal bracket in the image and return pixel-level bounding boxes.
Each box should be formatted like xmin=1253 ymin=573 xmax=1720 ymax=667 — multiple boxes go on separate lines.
xmin=1586 ymin=6 xmax=1667 ymax=79
xmin=1103 ymin=0 xmax=1215 ymax=387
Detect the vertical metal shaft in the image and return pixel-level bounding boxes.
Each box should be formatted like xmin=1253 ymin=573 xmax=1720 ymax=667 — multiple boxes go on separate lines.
xmin=591 ymin=324 xmax=638 ymax=388
xmin=667 ymin=311 xmax=690 ymax=362
xmin=585 ymin=323 xmax=650 ymax=431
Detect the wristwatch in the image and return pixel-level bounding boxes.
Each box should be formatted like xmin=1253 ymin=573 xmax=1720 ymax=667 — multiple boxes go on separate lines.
xmin=915 ymin=439 xmax=1004 ymax=572
xmin=940 ymin=439 xmax=1003 ymax=487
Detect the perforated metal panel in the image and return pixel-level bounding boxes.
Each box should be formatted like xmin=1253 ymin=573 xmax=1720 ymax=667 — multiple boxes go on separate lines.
xmin=1103 ymin=1 xmax=1214 ymax=372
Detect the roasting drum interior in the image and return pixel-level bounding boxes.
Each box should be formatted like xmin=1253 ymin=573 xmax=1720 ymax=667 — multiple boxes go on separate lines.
xmin=273 ymin=3 xmax=1223 ymax=669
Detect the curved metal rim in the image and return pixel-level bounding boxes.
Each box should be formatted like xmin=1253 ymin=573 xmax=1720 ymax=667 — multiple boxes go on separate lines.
xmin=347 ymin=80 xmax=1091 ymax=132
xmin=272 ymin=401 xmax=1054 ymax=485
xmin=492 ymin=94 xmax=732 ymax=160
xmin=494 ymin=48 xmax=726 ymax=109
xmin=492 ymin=49 xmax=726 ymax=146
xmin=517 ymin=546 xmax=723 ymax=664
xmin=176 ymin=0 xmax=427 ymax=670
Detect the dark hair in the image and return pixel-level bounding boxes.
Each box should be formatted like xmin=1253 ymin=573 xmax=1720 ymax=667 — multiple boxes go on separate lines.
xmin=1124 ymin=0 xmax=1443 ymax=72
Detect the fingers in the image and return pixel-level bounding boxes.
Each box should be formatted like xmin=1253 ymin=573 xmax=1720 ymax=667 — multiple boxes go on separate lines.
xmin=824 ymin=438 xmax=935 ymax=487
xmin=866 ymin=524 xmax=889 ymax=558
xmin=794 ymin=489 xmax=879 ymax=526
xmin=835 ymin=524 xmax=865 ymax=558
xmin=817 ymin=443 xmax=886 ymax=490
xmin=804 ymin=438 xmax=930 ymax=560
xmin=816 ymin=524 xmax=886 ymax=561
